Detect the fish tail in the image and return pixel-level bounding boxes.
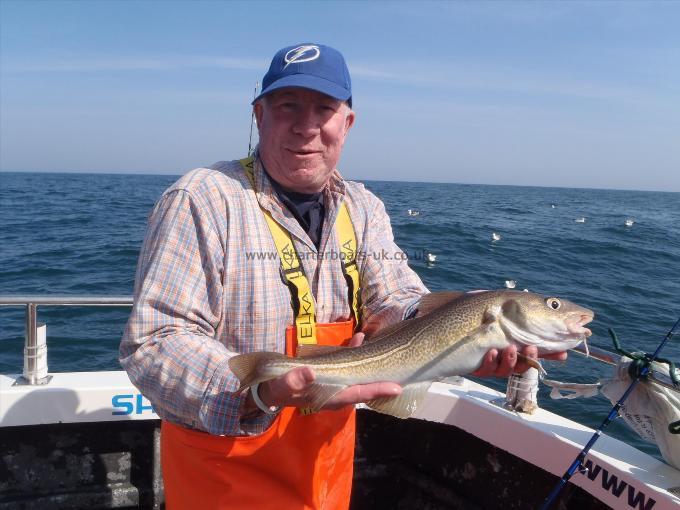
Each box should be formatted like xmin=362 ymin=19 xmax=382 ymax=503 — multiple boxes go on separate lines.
xmin=228 ymin=351 xmax=288 ymax=392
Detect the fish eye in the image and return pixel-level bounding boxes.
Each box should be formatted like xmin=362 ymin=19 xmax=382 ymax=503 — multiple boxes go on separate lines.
xmin=546 ymin=298 xmax=561 ymax=310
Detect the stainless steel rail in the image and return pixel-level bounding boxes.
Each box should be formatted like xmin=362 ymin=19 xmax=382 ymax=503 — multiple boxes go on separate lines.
xmin=0 ymin=296 xmax=133 ymax=385
xmin=0 ymin=296 xmax=133 ymax=306
xmin=1 ymin=295 xmax=677 ymax=392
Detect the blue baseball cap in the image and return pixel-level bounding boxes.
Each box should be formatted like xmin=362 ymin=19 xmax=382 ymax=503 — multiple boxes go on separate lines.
xmin=253 ymin=43 xmax=352 ymax=107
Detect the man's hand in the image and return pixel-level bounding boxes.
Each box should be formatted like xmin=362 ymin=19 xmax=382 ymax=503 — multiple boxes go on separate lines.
xmin=472 ymin=344 xmax=568 ymax=377
xmin=256 ymin=332 xmax=402 ymax=411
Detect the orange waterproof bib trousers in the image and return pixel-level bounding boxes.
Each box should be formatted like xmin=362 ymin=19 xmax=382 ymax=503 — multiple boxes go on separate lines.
xmin=161 ymin=319 xmax=356 ymax=510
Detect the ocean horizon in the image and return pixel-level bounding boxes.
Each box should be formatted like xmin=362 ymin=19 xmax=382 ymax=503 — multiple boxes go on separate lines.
xmin=2 ymin=170 xmax=678 ymax=194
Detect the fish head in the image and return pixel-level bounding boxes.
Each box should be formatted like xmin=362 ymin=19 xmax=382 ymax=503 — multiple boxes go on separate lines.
xmin=495 ymin=291 xmax=594 ymax=353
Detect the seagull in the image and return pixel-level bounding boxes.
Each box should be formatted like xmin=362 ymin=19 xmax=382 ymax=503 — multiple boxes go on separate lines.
xmin=505 ymin=280 xmax=517 ymax=289
xmin=491 ymin=232 xmax=502 ymax=242
xmin=625 ymin=218 xmax=635 ymax=227
xmin=575 ymin=217 xmax=586 ymax=223
xmin=551 ymin=204 xmax=556 ymax=209
xmin=407 ymin=209 xmax=420 ymax=216
xmin=426 ymin=252 xmax=437 ymax=263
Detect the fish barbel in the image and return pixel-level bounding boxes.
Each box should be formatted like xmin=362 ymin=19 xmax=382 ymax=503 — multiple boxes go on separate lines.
xmin=228 ymin=290 xmax=594 ymax=418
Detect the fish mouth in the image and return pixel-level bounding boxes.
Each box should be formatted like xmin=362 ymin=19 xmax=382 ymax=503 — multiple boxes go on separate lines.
xmin=565 ymin=313 xmax=593 ymax=337
xmin=500 ymin=312 xmax=593 ymax=353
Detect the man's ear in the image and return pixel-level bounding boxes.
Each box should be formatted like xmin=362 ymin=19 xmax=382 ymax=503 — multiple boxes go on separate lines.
xmin=344 ymin=109 xmax=356 ymax=135
xmin=253 ymin=102 xmax=264 ymax=131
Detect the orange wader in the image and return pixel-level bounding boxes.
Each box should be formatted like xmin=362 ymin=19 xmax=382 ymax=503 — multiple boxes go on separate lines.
xmin=161 ymin=156 xmax=362 ymax=509
xmin=161 ymin=320 xmax=356 ymax=510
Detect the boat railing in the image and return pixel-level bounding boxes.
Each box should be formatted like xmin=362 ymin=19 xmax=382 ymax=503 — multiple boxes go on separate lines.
xmin=0 ymin=295 xmax=133 ymax=385
xmin=1 ymin=295 xmax=677 ymax=394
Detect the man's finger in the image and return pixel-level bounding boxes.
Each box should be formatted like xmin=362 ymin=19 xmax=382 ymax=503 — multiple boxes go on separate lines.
xmin=495 ymin=344 xmax=517 ymax=376
xmin=325 ymin=382 xmax=402 ymax=409
xmin=515 ymin=346 xmax=567 ymax=372
xmin=283 ymin=366 xmax=316 ymax=391
xmin=472 ymin=349 xmax=500 ymax=377
xmin=513 ymin=345 xmax=538 ymax=374
xmin=347 ymin=332 xmax=365 ymax=348
xmin=520 ymin=345 xmax=539 ymax=359
xmin=263 ymin=367 xmax=316 ymax=407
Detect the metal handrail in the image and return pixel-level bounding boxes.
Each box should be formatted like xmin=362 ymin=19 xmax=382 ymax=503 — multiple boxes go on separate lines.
xmin=0 ymin=296 xmax=133 ymax=306
xmin=0 ymin=295 xmax=133 ymax=385
xmin=1 ymin=295 xmax=677 ymax=392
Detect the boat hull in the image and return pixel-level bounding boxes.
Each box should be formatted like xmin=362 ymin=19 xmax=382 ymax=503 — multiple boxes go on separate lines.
xmin=1 ymin=372 xmax=679 ymax=509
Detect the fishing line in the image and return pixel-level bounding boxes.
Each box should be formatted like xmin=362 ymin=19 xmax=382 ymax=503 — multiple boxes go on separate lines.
xmin=539 ymin=314 xmax=680 ymax=510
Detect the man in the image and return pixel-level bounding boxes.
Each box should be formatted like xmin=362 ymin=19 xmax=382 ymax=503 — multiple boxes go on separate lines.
xmin=120 ymin=43 xmax=563 ymax=510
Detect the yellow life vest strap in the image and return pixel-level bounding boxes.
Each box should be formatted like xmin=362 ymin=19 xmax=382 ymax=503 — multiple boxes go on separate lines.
xmin=263 ymin=211 xmax=318 ymax=344
xmin=239 ymin=156 xmax=360 ymax=342
xmin=336 ymin=204 xmax=361 ymax=330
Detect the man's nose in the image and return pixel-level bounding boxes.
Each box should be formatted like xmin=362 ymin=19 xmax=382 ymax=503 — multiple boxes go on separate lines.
xmin=292 ymin=107 xmax=321 ymax=136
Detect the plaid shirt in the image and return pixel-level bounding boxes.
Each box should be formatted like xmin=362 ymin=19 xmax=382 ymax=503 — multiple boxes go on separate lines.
xmin=120 ymin=153 xmax=428 ymax=435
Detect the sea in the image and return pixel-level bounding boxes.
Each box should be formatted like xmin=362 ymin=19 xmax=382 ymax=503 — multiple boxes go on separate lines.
xmin=1 ymin=171 xmax=679 ymax=461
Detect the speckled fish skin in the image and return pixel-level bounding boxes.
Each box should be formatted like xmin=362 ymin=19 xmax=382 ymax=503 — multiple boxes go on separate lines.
xmin=228 ymin=290 xmax=594 ymax=416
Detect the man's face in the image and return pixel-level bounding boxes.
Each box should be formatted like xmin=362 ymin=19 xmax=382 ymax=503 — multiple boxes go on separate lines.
xmin=254 ymin=88 xmax=355 ymax=193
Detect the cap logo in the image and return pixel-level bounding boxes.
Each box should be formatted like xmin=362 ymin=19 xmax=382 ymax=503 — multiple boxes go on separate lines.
xmin=283 ymin=45 xmax=321 ymax=69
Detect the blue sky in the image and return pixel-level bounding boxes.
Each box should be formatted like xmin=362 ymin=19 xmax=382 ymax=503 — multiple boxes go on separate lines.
xmin=1 ymin=0 xmax=679 ymax=192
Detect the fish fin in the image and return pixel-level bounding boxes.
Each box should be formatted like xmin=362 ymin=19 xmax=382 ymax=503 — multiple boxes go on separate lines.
xmin=483 ymin=304 xmax=503 ymax=324
xmin=366 ymin=290 xmax=467 ymax=342
xmin=304 ymin=384 xmax=347 ymax=412
xmin=228 ymin=352 xmax=287 ymax=392
xmin=296 ymin=344 xmax=346 ymax=357
xmin=366 ymin=381 xmax=432 ymax=419
xmin=365 ymin=319 xmax=415 ymax=343
xmin=415 ymin=291 xmax=466 ymax=317
xmin=517 ymin=353 xmax=547 ymax=376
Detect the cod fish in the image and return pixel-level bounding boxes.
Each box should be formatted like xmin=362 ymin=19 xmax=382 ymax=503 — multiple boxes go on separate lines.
xmin=228 ymin=290 xmax=594 ymax=419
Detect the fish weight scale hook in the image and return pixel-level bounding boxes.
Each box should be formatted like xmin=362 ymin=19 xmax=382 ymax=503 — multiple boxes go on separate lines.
xmin=539 ymin=314 xmax=680 ymax=510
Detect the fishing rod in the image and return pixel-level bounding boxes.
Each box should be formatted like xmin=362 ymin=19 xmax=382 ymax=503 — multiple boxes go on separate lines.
xmin=247 ymin=82 xmax=259 ymax=156
xmin=539 ymin=314 xmax=680 ymax=510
